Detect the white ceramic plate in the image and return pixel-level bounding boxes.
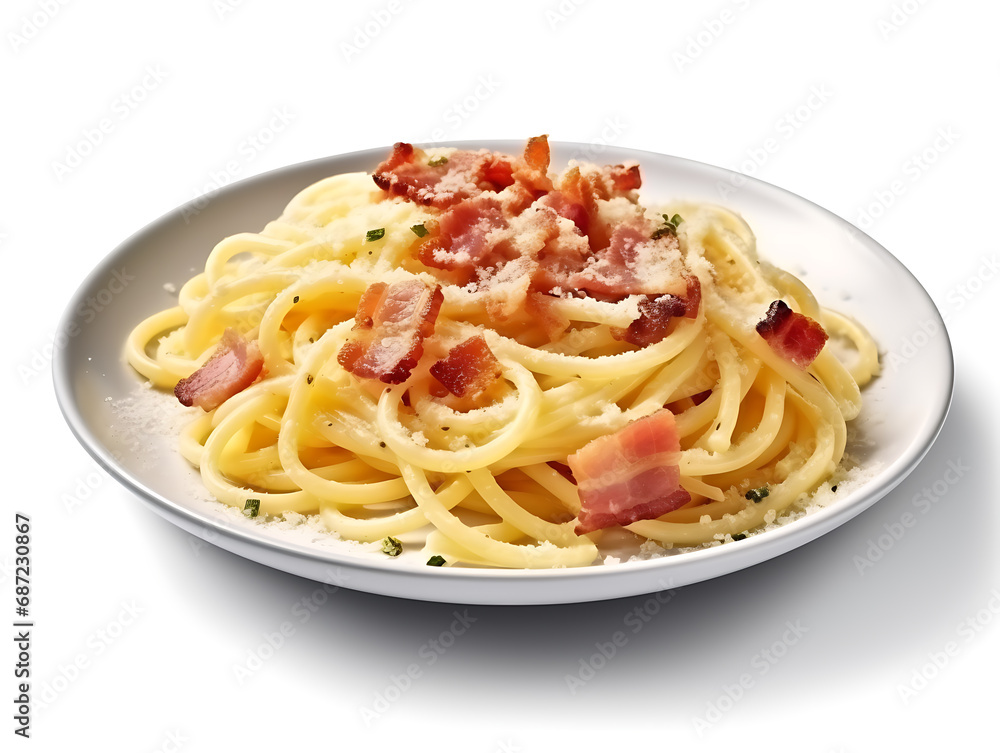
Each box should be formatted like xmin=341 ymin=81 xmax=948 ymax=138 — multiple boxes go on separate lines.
xmin=53 ymin=141 xmax=953 ymax=605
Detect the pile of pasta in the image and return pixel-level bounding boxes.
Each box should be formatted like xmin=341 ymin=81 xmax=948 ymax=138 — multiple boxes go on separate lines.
xmin=126 ymin=141 xmax=878 ymax=569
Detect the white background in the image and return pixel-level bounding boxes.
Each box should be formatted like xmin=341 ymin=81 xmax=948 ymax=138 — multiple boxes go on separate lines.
xmin=4 ymin=0 xmax=998 ymax=750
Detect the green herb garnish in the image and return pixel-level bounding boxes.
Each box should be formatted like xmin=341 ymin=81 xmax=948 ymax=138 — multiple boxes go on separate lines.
xmin=426 ymin=555 xmax=446 ymax=567
xmin=243 ymin=498 xmax=261 ymax=518
xmin=365 ymin=227 xmax=386 ymax=242
xmin=381 ymin=536 xmax=403 ymax=557
xmin=651 ymin=213 xmax=684 ymax=239
xmin=410 ymin=223 xmax=429 ymax=238
xmin=293 ymin=295 xmax=300 ymax=303
xmin=744 ymin=487 xmax=770 ymax=504
xmin=428 ymin=156 xmax=449 ymax=167
xmin=732 ymin=532 xmax=747 ymax=541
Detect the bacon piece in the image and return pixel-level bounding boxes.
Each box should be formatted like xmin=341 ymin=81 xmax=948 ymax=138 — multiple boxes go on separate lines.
xmin=523 ymin=135 xmax=550 ymax=173
xmin=554 ymin=166 xmax=609 ymax=251
xmin=174 ymin=329 xmax=264 ymax=411
xmin=524 ymin=291 xmax=571 ymax=342
xmin=545 ymin=161 xmax=643 ymax=252
xmin=514 ymin=135 xmax=554 ymax=195
xmin=417 ymin=195 xmax=509 ymax=280
xmin=373 ymin=143 xmax=516 ymax=209
xmin=612 ymin=275 xmax=701 ymax=346
xmin=569 ymin=410 xmax=691 ymax=534
xmin=683 ymin=274 xmax=702 ymax=318
xmin=567 ymin=220 xmax=646 ymax=297
xmin=337 ymin=280 xmax=444 ymax=384
xmin=430 ymin=336 xmax=503 ymax=398
xmin=538 ymin=190 xmax=589 ymax=236
xmin=568 ymin=218 xmax=687 ymax=301
xmin=755 ymin=300 xmax=828 ymax=368
xmin=605 ymin=163 xmax=641 ymax=192
xmin=614 ymin=295 xmax=686 ymax=347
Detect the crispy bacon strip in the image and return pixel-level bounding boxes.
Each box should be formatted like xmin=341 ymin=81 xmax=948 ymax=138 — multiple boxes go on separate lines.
xmin=567 ymin=219 xmax=687 ymax=301
xmin=568 ymin=410 xmax=691 ymax=534
xmin=337 ymin=280 xmax=444 ymax=384
xmin=515 ymin=135 xmax=554 ymax=194
xmin=373 ymin=143 xmax=516 ymax=209
xmin=174 ymin=329 xmax=264 ymax=411
xmin=430 ymin=336 xmax=503 ymax=398
xmin=417 ymin=195 xmax=509 ymax=280
xmin=612 ymin=275 xmax=702 ymax=346
xmin=553 ymin=166 xmax=608 ymax=251
xmin=371 ymin=138 xmax=693 ymax=343
xmin=605 ymin=163 xmax=641 ymax=192
xmin=755 ymin=300 xmax=828 ymax=368
xmin=538 ymin=190 xmax=589 ymax=236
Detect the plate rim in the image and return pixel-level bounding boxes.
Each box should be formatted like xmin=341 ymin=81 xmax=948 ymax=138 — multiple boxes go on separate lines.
xmin=52 ymin=140 xmax=955 ymax=604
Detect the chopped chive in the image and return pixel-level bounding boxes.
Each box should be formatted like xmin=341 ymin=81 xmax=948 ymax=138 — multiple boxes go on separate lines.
xmin=293 ymin=295 xmax=300 ymax=303
xmin=651 ymin=212 xmax=684 ymax=239
xmin=365 ymin=227 xmax=386 ymax=242
xmin=381 ymin=536 xmax=403 ymax=557
xmin=744 ymin=487 xmax=770 ymax=504
xmin=410 ymin=223 xmax=429 ymax=238
xmin=428 ymin=156 xmax=448 ymax=167
xmin=243 ymin=498 xmax=261 ymax=518
xmin=426 ymin=555 xmax=446 ymax=567
xmin=732 ymin=532 xmax=747 ymax=541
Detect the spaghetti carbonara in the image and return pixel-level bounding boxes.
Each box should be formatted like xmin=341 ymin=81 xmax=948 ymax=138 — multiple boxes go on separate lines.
xmin=126 ymin=136 xmax=878 ymax=569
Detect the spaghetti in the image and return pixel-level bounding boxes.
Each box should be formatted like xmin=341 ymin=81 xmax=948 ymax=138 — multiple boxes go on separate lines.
xmin=126 ymin=137 xmax=878 ymax=569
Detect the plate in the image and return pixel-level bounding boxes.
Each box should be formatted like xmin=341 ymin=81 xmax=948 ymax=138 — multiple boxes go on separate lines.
xmin=52 ymin=141 xmax=954 ymax=605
